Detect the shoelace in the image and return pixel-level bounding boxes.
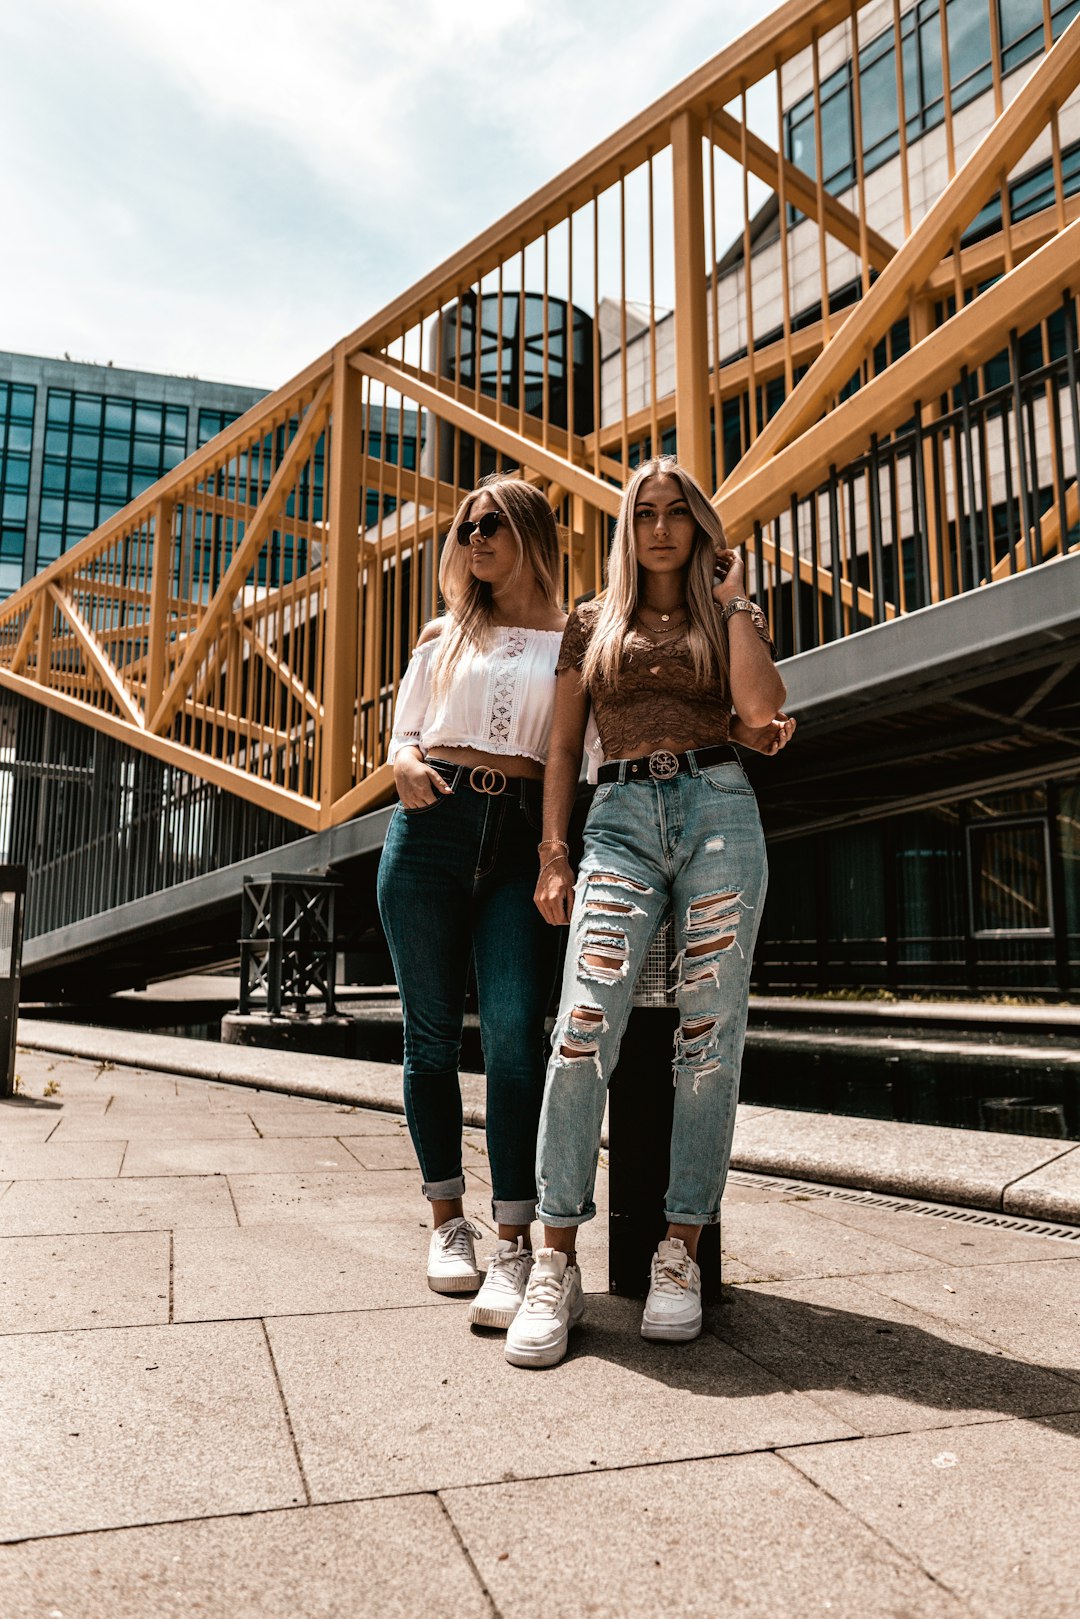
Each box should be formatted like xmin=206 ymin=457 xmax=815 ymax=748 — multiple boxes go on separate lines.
xmin=487 ymin=1246 xmax=530 ymax=1289
xmin=651 ymin=1254 xmax=694 ymax=1294
xmin=523 ymin=1265 xmax=567 ymax=1314
xmin=436 ymin=1218 xmax=482 ymax=1259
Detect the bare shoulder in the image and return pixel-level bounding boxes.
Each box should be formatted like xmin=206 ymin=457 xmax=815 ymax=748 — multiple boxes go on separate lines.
xmin=416 ymin=617 xmax=446 ymax=648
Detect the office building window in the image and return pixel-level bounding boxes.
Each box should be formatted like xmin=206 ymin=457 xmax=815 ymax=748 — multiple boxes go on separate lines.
xmin=0 ymin=382 xmax=36 ymax=596
xmin=785 ymin=0 xmax=1080 ymax=201
xmin=37 ymin=389 xmax=188 ymax=567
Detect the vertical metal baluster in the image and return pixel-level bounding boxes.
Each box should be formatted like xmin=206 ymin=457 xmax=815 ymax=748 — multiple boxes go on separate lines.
xmin=959 ymin=367 xmax=981 ymax=588
xmin=867 ymin=437 xmax=885 ymax=625
xmin=1009 ymin=329 xmax=1034 ymax=560
xmin=828 ymin=465 xmax=843 ymax=643
xmin=999 ymin=388 xmax=1019 ymax=577
xmin=789 ymin=493 xmax=803 ymax=654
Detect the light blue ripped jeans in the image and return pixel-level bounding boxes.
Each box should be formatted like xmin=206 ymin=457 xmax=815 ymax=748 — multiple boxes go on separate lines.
xmin=536 ymin=756 xmax=767 ymax=1229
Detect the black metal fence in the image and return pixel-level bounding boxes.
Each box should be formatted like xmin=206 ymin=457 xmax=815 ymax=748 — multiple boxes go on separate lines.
xmin=0 ymin=692 xmax=305 ymax=943
xmin=746 ymin=292 xmax=1080 ymax=658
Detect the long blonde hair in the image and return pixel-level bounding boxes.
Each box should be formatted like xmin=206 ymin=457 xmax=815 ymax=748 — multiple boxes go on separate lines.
xmin=430 ymin=473 xmax=562 ymax=698
xmin=582 ymin=455 xmax=729 ymax=691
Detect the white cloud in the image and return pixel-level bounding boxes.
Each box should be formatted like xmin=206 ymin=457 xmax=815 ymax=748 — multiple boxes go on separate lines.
xmin=2 ymin=0 xmax=780 ymax=384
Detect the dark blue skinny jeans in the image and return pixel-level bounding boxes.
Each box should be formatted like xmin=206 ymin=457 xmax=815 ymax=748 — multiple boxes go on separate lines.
xmin=376 ymin=761 xmax=560 ymax=1225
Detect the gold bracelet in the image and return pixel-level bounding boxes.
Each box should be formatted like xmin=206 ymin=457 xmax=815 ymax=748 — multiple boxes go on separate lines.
xmin=538 ymin=838 xmax=569 ymax=857
xmin=538 ymin=853 xmax=571 ymax=876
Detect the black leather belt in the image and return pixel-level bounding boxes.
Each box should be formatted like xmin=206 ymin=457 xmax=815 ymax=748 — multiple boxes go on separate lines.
xmin=597 ymin=744 xmax=738 ymax=784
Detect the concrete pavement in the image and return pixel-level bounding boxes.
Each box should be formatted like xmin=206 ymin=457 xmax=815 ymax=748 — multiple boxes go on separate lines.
xmin=2 ymin=1045 xmax=1080 ymax=1617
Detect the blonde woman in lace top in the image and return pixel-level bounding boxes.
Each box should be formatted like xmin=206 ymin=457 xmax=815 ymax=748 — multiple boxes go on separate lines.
xmin=377 ymin=474 xmax=566 ymax=1327
xmin=504 ymin=456 xmax=794 ymax=1368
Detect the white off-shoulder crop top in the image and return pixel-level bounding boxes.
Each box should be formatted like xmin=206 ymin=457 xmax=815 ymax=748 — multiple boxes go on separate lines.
xmin=388 ymin=625 xmax=564 ymax=766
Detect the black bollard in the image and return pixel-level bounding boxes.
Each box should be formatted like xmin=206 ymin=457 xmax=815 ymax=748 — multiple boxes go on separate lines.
xmin=606 ymin=924 xmax=722 ymax=1302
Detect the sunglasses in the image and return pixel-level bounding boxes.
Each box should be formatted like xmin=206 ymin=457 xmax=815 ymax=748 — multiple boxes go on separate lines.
xmin=457 ymin=511 xmax=505 ymax=544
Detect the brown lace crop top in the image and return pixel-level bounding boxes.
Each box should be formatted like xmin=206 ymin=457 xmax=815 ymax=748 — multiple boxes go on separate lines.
xmin=556 ymin=596 xmax=773 ymax=759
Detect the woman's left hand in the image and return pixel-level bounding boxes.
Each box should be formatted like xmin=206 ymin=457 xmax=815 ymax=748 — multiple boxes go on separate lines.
xmin=712 ymin=548 xmax=744 ymax=605
xmin=730 ymin=712 xmax=796 ymax=755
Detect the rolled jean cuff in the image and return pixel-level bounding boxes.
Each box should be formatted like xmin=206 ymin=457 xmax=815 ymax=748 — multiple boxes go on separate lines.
xmin=492 ymin=1197 xmax=537 ymax=1226
xmin=536 ymin=1203 xmax=595 ymax=1228
xmin=423 ymin=1174 xmax=466 ymax=1201
xmin=663 ymin=1207 xmax=722 ymax=1227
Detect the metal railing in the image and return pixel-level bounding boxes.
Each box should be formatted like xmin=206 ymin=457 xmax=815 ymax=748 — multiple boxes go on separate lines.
xmin=0 ymin=0 xmax=1076 ymax=834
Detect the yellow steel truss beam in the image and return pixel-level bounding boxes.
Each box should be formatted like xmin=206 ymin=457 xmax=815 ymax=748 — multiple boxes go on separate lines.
xmin=727 ymin=18 xmax=1080 ymax=487
xmin=350 ymin=351 xmax=623 ymax=517
xmin=708 ymin=108 xmax=895 ymax=272
xmin=149 ymin=375 xmax=332 ymax=736
xmin=721 ymin=216 xmax=1080 ymax=538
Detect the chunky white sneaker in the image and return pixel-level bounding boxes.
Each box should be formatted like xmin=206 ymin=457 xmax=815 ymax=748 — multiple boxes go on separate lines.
xmin=468 ymin=1238 xmax=534 ymax=1329
xmin=504 ymin=1247 xmax=584 ymax=1368
xmin=426 ymin=1217 xmax=482 ymax=1294
xmin=640 ymin=1237 xmax=702 ymax=1342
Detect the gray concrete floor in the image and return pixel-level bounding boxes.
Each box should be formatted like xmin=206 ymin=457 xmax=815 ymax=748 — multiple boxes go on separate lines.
xmin=1 ymin=1048 xmax=1079 ymax=1619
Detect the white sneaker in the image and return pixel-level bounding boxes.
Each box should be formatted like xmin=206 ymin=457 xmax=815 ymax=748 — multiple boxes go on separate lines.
xmin=640 ymin=1237 xmax=702 ymax=1341
xmin=468 ymin=1238 xmax=534 ymax=1329
xmin=504 ymin=1247 xmax=584 ymax=1368
xmin=427 ymin=1217 xmax=482 ymax=1294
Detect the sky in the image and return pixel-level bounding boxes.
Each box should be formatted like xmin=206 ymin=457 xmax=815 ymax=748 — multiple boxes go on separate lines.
xmin=1 ymin=0 xmax=777 ymax=394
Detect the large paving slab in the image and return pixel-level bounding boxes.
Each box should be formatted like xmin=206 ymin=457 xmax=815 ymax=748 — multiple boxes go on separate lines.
xmin=442 ymin=1451 xmax=969 ymax=1619
xmin=1005 ymin=1143 xmax=1080 ymax=1222
xmin=49 ymin=1108 xmax=260 ymax=1141
xmin=856 ymin=1256 xmax=1080 ymax=1382
xmin=224 ymin=1168 xmax=463 ymax=1226
xmin=173 ymin=1220 xmax=455 ymax=1321
xmin=718 ymin=1197 xmax=946 ymax=1284
xmin=119 ymin=1137 xmax=366 ymax=1177
xmin=340 ymin=1134 xmax=426 ymax=1171
xmin=0 ymin=1231 xmax=169 ymax=1333
xmin=780 ymin=1187 xmax=1076 ymax=1266
xmin=265 ymin=1297 xmax=855 ymax=1502
xmin=0 ymin=1320 xmax=304 ymax=1540
xmin=784 ymin=1414 xmax=1080 ymax=1619
xmin=730 ymin=1106 xmax=1073 ymax=1208
xmin=0 ymin=1174 xmax=238 ymax=1236
xmin=0 ymin=1104 xmax=63 ymax=1141
xmin=0 ymin=1495 xmax=491 ymax=1619
xmin=248 ymin=1105 xmax=407 ymax=1138
xmin=0 ymin=1141 xmax=125 ymax=1180
xmin=709 ymin=1275 xmax=1080 ymax=1437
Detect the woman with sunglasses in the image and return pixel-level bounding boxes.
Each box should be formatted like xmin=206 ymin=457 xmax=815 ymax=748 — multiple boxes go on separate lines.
xmin=505 ymin=455 xmax=793 ymax=1369
xmin=377 ymin=473 xmax=567 ymax=1329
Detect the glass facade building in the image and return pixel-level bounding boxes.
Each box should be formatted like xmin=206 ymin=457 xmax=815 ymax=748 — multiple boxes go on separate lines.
xmin=0 ymin=353 xmax=268 ymax=602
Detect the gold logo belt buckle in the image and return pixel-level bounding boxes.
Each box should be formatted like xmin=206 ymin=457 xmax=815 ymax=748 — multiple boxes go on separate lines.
xmin=469 ymin=765 xmax=507 ymax=796
xmin=648 ymin=749 xmax=680 ymax=781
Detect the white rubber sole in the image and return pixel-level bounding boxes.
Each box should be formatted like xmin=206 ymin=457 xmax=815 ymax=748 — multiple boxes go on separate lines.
xmin=427 ymin=1271 xmax=481 ymax=1295
xmin=468 ymin=1299 xmax=520 ymax=1329
xmin=640 ymin=1313 xmax=702 ymax=1342
xmin=504 ymin=1299 xmax=585 ymax=1367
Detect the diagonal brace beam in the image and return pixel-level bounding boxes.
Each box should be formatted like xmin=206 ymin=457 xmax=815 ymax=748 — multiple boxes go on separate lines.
xmin=726 ymin=17 xmax=1080 ymax=485
xmin=49 ymin=584 xmax=145 ymax=728
xmin=709 ymin=108 xmax=895 ymax=272
xmin=149 ymin=375 xmax=332 ymax=735
xmin=350 ymin=351 xmax=623 ymax=519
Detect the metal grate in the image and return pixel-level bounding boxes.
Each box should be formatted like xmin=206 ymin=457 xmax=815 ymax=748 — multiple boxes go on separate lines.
xmin=726 ymin=1170 xmax=1080 ymax=1243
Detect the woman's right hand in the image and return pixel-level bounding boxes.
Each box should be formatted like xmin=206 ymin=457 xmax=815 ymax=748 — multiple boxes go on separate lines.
xmin=535 ymin=856 xmax=576 ymax=926
xmin=393 ymin=750 xmax=453 ymax=810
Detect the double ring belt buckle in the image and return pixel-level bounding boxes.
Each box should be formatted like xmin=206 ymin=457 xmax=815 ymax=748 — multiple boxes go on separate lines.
xmin=647 ymin=749 xmax=680 ymax=781
xmin=469 ymin=765 xmax=507 ymax=796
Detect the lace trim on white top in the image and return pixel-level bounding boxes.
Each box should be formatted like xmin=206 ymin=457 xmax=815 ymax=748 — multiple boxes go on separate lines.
xmin=488 ymin=629 xmax=528 ymax=746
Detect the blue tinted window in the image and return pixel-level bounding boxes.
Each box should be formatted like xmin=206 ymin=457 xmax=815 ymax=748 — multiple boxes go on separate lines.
xmin=104 ymin=399 xmax=132 ymax=432
xmin=6 ymin=423 xmax=32 ymax=454
xmin=46 ymin=392 xmax=72 ymax=424
xmin=5 ymin=457 xmax=30 ymax=490
xmin=73 ymin=393 xmax=102 ymax=428
xmin=10 ymin=386 xmax=35 ymax=421
xmin=948 ymin=0 xmax=993 ymax=106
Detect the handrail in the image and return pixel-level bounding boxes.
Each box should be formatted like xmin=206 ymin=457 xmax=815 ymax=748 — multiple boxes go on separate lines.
xmin=0 ymin=0 xmax=1076 ymax=835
